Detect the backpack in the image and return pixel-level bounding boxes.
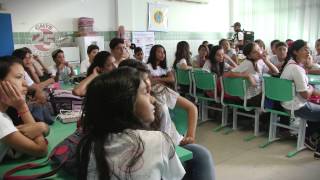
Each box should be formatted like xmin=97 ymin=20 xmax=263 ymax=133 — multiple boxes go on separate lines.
xmin=49 ymin=89 xmax=83 ymax=115
xmin=3 ymin=129 xmax=83 ymax=180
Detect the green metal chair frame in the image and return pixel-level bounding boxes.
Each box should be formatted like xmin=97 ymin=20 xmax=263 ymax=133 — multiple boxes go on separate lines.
xmin=192 ymin=70 xmax=228 ymax=128
xmin=175 ymin=68 xmax=193 ymax=97
xmin=169 ymin=106 xmax=188 ymax=135
xmin=220 ymin=77 xmax=261 ymax=141
xmin=260 ymin=76 xmax=306 ymax=157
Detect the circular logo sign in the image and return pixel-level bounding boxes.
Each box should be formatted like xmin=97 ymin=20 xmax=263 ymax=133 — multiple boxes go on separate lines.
xmin=153 ymin=10 xmax=164 ymax=24
xmin=29 ymin=23 xmax=60 ymax=56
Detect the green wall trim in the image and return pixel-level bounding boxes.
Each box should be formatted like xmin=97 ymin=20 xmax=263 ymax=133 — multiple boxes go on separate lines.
xmin=13 ymin=31 xmax=232 ymax=44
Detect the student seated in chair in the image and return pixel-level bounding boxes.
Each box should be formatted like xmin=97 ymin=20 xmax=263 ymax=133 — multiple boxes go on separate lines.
xmin=12 ymin=47 xmax=54 ymax=89
xmin=0 ymin=56 xmax=49 ymax=163
xmin=192 ymin=44 xmax=209 ymax=68
xmin=76 ymin=67 xmax=185 ymax=180
xmin=202 ymin=45 xmax=238 ymax=101
xmin=119 ymin=60 xmax=216 ymax=180
xmin=279 ymin=40 xmax=320 ymax=158
xmin=269 ymin=42 xmax=288 ymax=71
xmin=224 ymin=42 xmax=279 ymax=107
xmin=72 ymin=51 xmax=115 ymax=97
xmin=49 ymin=49 xmax=74 ymax=83
xmin=173 ymin=41 xmax=193 ymax=70
xmin=147 ymin=45 xmax=175 ymax=89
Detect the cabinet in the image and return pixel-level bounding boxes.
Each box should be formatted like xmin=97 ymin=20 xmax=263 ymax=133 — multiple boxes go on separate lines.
xmin=0 ymin=13 xmax=14 ymax=56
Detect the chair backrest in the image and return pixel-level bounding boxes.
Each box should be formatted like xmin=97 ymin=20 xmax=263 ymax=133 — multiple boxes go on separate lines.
xmin=169 ymin=106 xmax=188 ymax=135
xmin=176 ymin=68 xmax=191 ymax=86
xmin=193 ymin=70 xmax=216 ymax=91
xmin=263 ymin=76 xmax=293 ymax=102
xmin=222 ymin=77 xmax=247 ymax=98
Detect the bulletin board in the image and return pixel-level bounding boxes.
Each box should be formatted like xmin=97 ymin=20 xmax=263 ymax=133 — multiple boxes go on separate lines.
xmin=132 ymin=31 xmax=155 ymax=62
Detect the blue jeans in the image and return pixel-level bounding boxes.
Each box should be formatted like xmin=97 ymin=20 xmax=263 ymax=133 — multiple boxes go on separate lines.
xmin=295 ymin=102 xmax=320 ymax=136
xmin=182 ymin=144 xmax=215 ymax=180
xmin=295 ymin=102 xmax=320 ymax=122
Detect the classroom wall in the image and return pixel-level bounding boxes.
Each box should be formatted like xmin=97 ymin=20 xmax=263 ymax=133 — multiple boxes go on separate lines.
xmin=3 ymin=0 xmax=116 ymax=32
xmin=131 ymin=0 xmax=230 ymax=32
xmin=3 ymin=0 xmax=232 ymax=66
xmin=129 ymin=0 xmax=231 ymax=64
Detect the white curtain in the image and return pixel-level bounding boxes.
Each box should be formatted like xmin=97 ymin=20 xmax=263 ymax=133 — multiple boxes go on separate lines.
xmin=230 ymin=0 xmax=320 ymax=51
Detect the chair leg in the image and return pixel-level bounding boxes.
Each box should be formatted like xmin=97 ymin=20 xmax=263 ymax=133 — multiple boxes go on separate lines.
xmin=198 ymin=101 xmax=210 ymax=125
xmin=232 ymin=108 xmax=238 ymax=130
xmin=270 ymin=113 xmax=278 ymax=141
xmin=254 ymin=110 xmax=260 ymax=136
xmin=222 ymin=106 xmax=228 ymax=127
xmin=224 ymin=108 xmax=236 ymax=134
xmin=244 ymin=110 xmax=260 ymax=141
xmin=287 ymin=118 xmax=307 ymax=158
xmin=213 ymin=106 xmax=228 ymax=132
xmin=260 ymin=113 xmax=279 ymax=148
xmin=203 ymin=101 xmax=208 ymax=121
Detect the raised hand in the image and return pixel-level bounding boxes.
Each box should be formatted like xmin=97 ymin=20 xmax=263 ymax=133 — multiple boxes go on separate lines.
xmin=93 ymin=66 xmax=100 ymax=76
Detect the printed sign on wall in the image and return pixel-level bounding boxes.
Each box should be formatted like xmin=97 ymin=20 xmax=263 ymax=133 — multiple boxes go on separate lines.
xmin=29 ymin=23 xmax=60 ymax=57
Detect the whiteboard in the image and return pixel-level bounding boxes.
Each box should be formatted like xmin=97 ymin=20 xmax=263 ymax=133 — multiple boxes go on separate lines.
xmin=132 ymin=31 xmax=155 ymax=63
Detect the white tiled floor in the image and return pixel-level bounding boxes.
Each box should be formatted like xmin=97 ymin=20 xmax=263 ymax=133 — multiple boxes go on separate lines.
xmin=195 ymin=121 xmax=320 ymax=180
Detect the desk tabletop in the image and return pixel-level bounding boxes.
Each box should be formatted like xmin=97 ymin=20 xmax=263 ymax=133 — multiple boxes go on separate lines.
xmin=308 ymin=74 xmax=320 ymax=85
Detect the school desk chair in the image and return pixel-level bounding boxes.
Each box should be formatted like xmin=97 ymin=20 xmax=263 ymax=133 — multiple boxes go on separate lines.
xmin=192 ymin=70 xmax=228 ymax=130
xmin=220 ymin=77 xmax=262 ymax=141
xmin=260 ymin=76 xmax=306 ymax=157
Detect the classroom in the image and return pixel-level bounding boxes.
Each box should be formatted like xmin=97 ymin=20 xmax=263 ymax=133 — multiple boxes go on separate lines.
xmin=1 ymin=0 xmax=320 ymax=179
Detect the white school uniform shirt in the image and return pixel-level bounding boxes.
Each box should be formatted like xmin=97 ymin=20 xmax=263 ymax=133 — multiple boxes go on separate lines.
xmin=24 ymin=71 xmax=34 ymax=86
xmin=232 ymin=59 xmax=269 ymax=99
xmin=312 ymin=54 xmax=320 ymax=64
xmin=280 ymin=60 xmax=309 ymax=110
xmin=0 ymin=112 xmax=18 ymax=163
xmin=226 ymin=49 xmax=237 ymax=59
xmin=234 ymin=31 xmax=244 ymax=45
xmin=87 ymin=129 xmax=185 ymax=180
xmin=176 ymin=58 xmax=187 ymax=69
xmin=147 ymin=63 xmax=171 ymax=77
xmin=32 ymin=60 xmax=44 ymax=77
xmin=192 ymin=55 xmax=206 ymax=68
xmin=202 ymin=60 xmax=231 ymax=73
xmin=270 ymin=55 xmax=282 ymax=67
xmin=48 ymin=65 xmax=72 ymax=81
xmin=152 ymin=84 xmax=183 ymax=145
xmin=80 ymin=59 xmax=90 ymax=74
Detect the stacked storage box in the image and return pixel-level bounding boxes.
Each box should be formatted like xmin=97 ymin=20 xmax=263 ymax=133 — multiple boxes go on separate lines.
xmin=77 ymin=17 xmax=96 ymax=36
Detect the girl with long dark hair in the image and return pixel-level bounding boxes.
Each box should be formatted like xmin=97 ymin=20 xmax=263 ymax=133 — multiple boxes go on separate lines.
xmin=225 ymin=42 xmax=279 ymax=106
xmin=173 ymin=41 xmax=192 ymax=70
xmin=147 ymin=45 xmax=175 ymax=88
xmin=76 ymin=67 xmax=185 ymax=180
xmin=119 ymin=60 xmax=216 ymax=180
xmin=0 ymin=56 xmax=48 ymax=163
xmin=279 ymin=40 xmax=320 ymax=158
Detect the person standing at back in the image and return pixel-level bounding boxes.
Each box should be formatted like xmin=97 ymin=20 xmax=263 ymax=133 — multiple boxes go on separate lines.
xmin=232 ymin=22 xmax=244 ymax=52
